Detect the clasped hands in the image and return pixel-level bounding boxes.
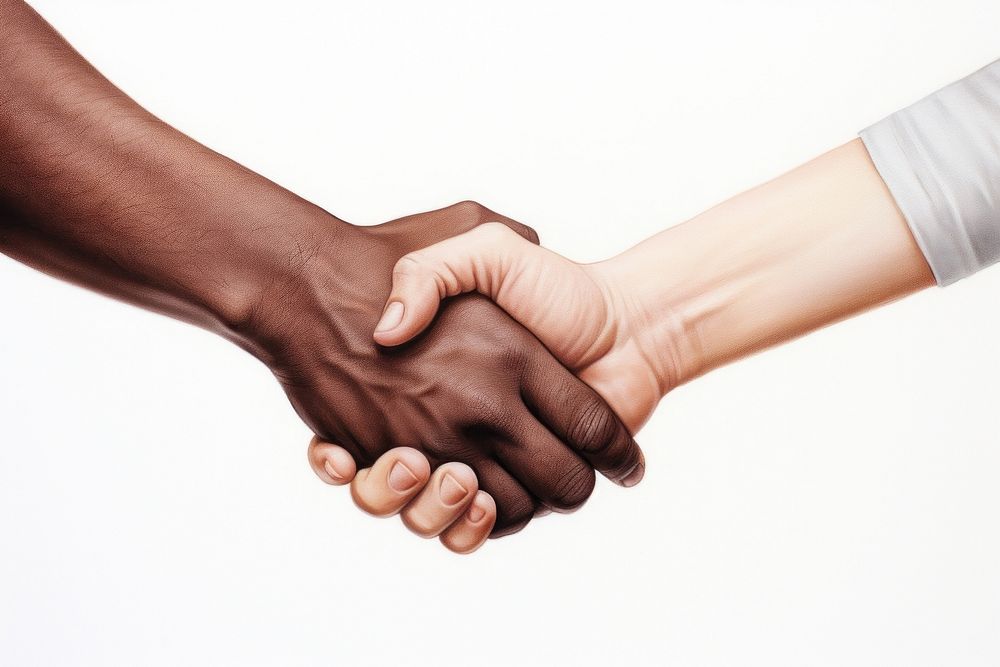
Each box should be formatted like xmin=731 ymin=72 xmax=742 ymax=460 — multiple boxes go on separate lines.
xmin=0 ymin=0 xmax=651 ymax=552
xmin=0 ymin=2 xmax=936 ymax=558
xmin=290 ymin=141 xmax=926 ymax=555
xmin=286 ymin=202 xmax=683 ymax=555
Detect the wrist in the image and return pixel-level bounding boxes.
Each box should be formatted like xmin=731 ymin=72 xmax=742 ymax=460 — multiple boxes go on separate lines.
xmin=205 ymin=194 xmax=360 ymax=355
xmin=597 ymin=199 xmax=825 ymax=393
xmin=124 ymin=150 xmax=351 ymax=349
xmin=596 ymin=140 xmax=934 ymax=396
xmin=591 ymin=244 xmax=707 ymax=398
xmin=594 ymin=195 xmax=797 ymax=392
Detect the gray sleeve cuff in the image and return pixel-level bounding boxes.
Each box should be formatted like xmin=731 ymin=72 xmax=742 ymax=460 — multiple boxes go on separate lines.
xmin=859 ymin=59 xmax=1000 ymax=286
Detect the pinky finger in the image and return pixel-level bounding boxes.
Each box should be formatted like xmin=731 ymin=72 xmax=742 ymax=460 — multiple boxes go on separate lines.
xmin=307 ymin=435 xmax=359 ymax=486
xmin=439 ymin=491 xmax=497 ymax=554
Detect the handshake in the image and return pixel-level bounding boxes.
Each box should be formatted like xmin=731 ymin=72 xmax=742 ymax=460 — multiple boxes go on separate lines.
xmin=172 ymin=126 xmax=934 ymax=556
xmin=277 ymin=200 xmax=662 ymax=553
xmin=0 ymin=1 xmax=941 ymax=556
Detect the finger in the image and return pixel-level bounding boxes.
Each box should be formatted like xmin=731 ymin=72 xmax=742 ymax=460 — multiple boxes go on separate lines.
xmin=440 ymin=491 xmax=497 ymax=554
xmin=373 ymin=222 xmax=537 ymax=347
xmin=350 ymin=447 xmax=432 ymax=517
xmin=400 ymin=462 xmax=478 ymax=538
xmin=523 ymin=358 xmax=645 ymax=487
xmin=474 ymin=458 xmax=538 ymax=537
xmin=307 ymin=435 xmax=358 ymax=486
xmin=495 ymin=417 xmax=595 ymax=513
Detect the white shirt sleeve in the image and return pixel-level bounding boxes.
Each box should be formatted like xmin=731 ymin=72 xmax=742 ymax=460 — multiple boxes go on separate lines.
xmin=860 ymin=59 xmax=1000 ymax=286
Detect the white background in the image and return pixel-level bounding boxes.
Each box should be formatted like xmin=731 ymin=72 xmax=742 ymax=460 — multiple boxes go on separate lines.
xmin=1 ymin=1 xmax=998 ymax=665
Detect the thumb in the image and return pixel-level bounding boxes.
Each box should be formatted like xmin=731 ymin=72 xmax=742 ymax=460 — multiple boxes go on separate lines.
xmin=373 ymin=222 xmax=530 ymax=346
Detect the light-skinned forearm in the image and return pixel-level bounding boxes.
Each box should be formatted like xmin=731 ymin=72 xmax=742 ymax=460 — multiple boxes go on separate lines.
xmin=599 ymin=138 xmax=936 ymax=393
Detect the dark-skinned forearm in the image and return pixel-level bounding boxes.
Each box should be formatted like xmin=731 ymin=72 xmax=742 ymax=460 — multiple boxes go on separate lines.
xmin=0 ymin=0 xmax=340 ymax=344
xmin=0 ymin=1 xmax=647 ymax=534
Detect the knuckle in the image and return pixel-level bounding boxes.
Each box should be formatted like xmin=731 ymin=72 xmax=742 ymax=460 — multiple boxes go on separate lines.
xmin=450 ymin=199 xmax=487 ymax=220
xmin=547 ymin=461 xmax=596 ymax=512
xmin=466 ymin=393 xmax=517 ymax=432
xmin=420 ymin=435 xmax=459 ymax=464
xmin=392 ymin=252 xmax=427 ymax=278
xmin=567 ymin=398 xmax=618 ymax=455
xmin=492 ymin=336 xmax=530 ymax=371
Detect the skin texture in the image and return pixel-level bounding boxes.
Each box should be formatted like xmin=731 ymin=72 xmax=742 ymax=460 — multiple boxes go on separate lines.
xmin=307 ymin=438 xmax=497 ymax=552
xmin=258 ymin=203 xmax=647 ymax=537
xmin=313 ymin=139 xmax=938 ymax=552
xmin=373 ymin=221 xmax=662 ymax=432
xmin=0 ymin=0 xmax=644 ymax=537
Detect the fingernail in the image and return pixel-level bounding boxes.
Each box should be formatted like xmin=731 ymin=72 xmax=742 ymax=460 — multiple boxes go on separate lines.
xmin=439 ymin=473 xmax=468 ymax=506
xmin=621 ymin=460 xmax=645 ymax=488
xmin=323 ymin=459 xmax=345 ymax=481
xmin=467 ymin=501 xmax=486 ymax=524
xmin=388 ymin=461 xmax=419 ymax=493
xmin=375 ymin=301 xmax=404 ymax=333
